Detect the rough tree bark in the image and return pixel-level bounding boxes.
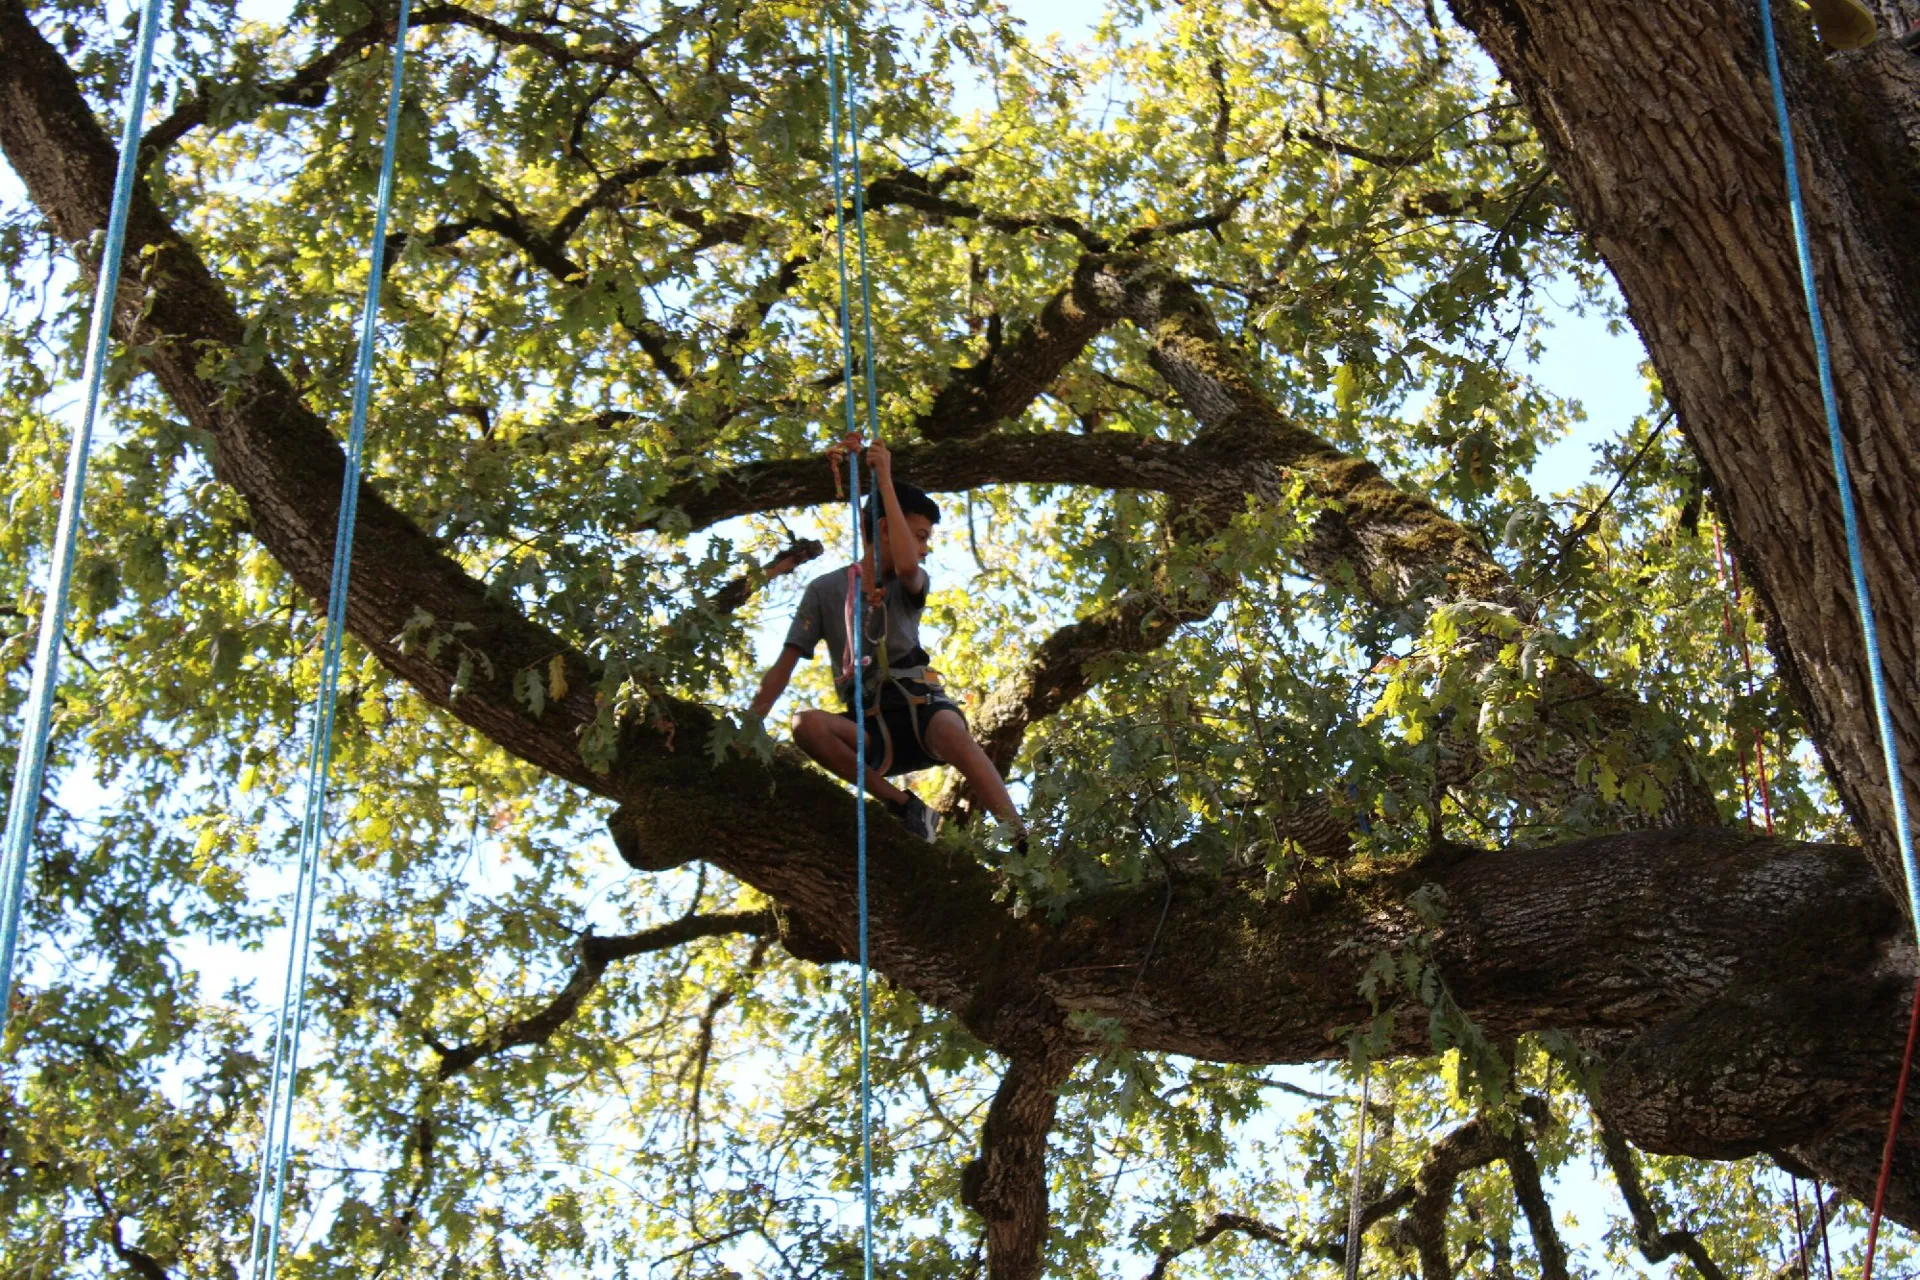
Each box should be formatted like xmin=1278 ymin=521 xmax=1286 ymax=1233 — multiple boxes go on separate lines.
xmin=9 ymin=0 xmax=1920 ymax=1274
xmin=1435 ymin=0 xmax=1920 ymax=1218
xmin=1443 ymin=0 xmax=1920 ymax=892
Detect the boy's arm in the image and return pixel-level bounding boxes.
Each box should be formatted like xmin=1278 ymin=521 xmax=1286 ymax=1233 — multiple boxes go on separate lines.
xmin=868 ymin=439 xmax=926 ymax=593
xmin=748 ymin=646 xmax=802 ymax=720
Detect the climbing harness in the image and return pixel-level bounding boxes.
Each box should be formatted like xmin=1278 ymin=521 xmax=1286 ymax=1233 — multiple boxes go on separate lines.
xmin=1754 ymin=1 xmax=1920 ymax=1270
xmin=245 ymin=6 xmax=414 ymax=1279
xmin=832 ymin=559 xmax=948 ymax=777
xmin=0 ymin=0 xmax=167 ymax=1024
xmin=825 ymin=25 xmax=878 ymax=1280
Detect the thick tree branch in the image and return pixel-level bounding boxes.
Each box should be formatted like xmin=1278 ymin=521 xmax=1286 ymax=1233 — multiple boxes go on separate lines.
xmin=434 ymin=910 xmax=774 ymax=1078
xmin=1499 ymin=1118 xmax=1572 ymax=1280
xmin=1145 ymin=1212 xmax=1294 ymax=1280
xmin=140 ymin=4 xmax=694 ymax=165
xmin=690 ymin=537 xmax=822 ymax=622
xmin=910 ymin=271 xmax=1118 ymax=442
xmin=1082 ymin=253 xmax=1719 ymax=826
xmin=1594 ymin=1117 xmax=1728 ymax=1280
xmin=960 ymin=1045 xmax=1082 ymax=1280
xmin=1399 ymin=1113 xmax=1508 ymax=1279
xmin=654 ymin=430 xmax=1187 ymax=532
xmin=550 ymin=149 xmax=735 ymax=246
xmin=1396 ymin=1102 xmax=1571 ymax=1280
xmin=865 ymin=169 xmax=1111 ymax=251
xmin=963 ymin=573 xmax=1221 ymax=777
xmin=1397 ymin=1105 xmax=1559 ymax=1280
xmin=426 ymin=207 xmax=691 ymax=384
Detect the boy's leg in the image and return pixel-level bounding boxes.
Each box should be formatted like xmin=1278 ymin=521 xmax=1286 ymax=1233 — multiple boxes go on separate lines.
xmin=792 ymin=710 xmax=911 ymax=806
xmin=923 ymin=708 xmax=1024 ymax=831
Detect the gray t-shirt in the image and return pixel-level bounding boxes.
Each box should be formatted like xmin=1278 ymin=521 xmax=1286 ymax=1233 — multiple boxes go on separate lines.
xmin=783 ymin=565 xmax=931 ymax=706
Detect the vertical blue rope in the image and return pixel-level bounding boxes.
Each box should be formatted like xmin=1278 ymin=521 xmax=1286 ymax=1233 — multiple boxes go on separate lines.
xmin=0 ymin=0 xmax=168 ymax=1027
xmin=246 ymin=6 xmax=412 ymax=1277
xmin=825 ymin=28 xmax=875 ymax=1280
xmin=844 ymin=40 xmax=879 ymax=1280
xmin=1756 ymin=0 xmax=1920 ymax=929
xmin=844 ymin=51 xmax=886 ymax=565
xmin=841 ymin=43 xmax=881 ymax=1280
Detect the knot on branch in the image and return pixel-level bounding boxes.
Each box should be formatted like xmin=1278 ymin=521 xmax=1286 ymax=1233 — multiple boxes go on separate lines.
xmin=609 ymin=801 xmax=696 ymax=872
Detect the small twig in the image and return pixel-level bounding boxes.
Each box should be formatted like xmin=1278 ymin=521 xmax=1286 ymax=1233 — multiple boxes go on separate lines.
xmin=1519 ymin=408 xmax=1674 ymax=599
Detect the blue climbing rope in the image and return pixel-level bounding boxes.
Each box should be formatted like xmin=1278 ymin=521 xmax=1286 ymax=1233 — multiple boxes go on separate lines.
xmin=246 ymin=5 xmax=413 ymax=1278
xmin=0 ymin=0 xmax=167 ymax=1027
xmin=825 ymin=26 xmax=877 ymax=1280
xmin=846 ymin=53 xmax=886 ymax=550
xmin=1755 ymin=0 xmax=1920 ymax=928
xmin=1754 ymin=4 xmax=1920 ymax=1271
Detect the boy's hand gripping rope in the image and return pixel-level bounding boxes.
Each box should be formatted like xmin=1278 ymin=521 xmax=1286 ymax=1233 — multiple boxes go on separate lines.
xmin=0 ymin=0 xmax=166 ymax=1030
xmin=245 ymin=7 xmax=414 ymax=1280
xmin=1753 ymin=1 xmax=1920 ymax=1270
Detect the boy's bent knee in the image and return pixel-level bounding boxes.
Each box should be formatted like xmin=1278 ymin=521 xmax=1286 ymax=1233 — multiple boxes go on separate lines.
xmin=924 ymin=708 xmax=978 ymax=757
xmin=792 ymin=709 xmax=829 ymax=747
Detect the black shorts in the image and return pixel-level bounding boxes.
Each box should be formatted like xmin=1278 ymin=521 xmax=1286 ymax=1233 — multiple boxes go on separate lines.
xmin=840 ymin=682 xmax=964 ymax=776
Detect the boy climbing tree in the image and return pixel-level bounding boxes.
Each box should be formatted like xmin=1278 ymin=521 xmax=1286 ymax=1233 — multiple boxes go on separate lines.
xmin=747 ymin=438 xmax=1027 ymax=847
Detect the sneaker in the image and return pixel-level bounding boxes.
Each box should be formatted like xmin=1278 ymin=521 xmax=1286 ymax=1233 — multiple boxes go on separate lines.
xmin=891 ymin=794 xmax=940 ymax=843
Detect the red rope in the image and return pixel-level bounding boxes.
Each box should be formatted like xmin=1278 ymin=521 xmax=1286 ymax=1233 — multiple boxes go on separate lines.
xmin=1728 ymin=509 xmax=1920 ymax=1278
xmin=1865 ymin=978 xmax=1920 ymax=1279
xmin=1712 ymin=523 xmax=1920 ymax=1273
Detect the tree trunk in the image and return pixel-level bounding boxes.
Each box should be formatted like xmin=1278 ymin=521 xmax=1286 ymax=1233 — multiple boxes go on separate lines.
xmin=1444 ymin=0 xmax=1920 ymax=904
xmin=962 ymin=1048 xmax=1082 ymax=1280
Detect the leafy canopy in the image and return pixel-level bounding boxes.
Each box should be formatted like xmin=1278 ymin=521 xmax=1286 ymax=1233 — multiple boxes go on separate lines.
xmin=0 ymin=0 xmax=1882 ymax=1276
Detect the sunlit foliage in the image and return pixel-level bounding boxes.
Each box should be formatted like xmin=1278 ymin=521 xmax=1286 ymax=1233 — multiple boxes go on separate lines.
xmin=0 ymin=0 xmax=1892 ymax=1276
